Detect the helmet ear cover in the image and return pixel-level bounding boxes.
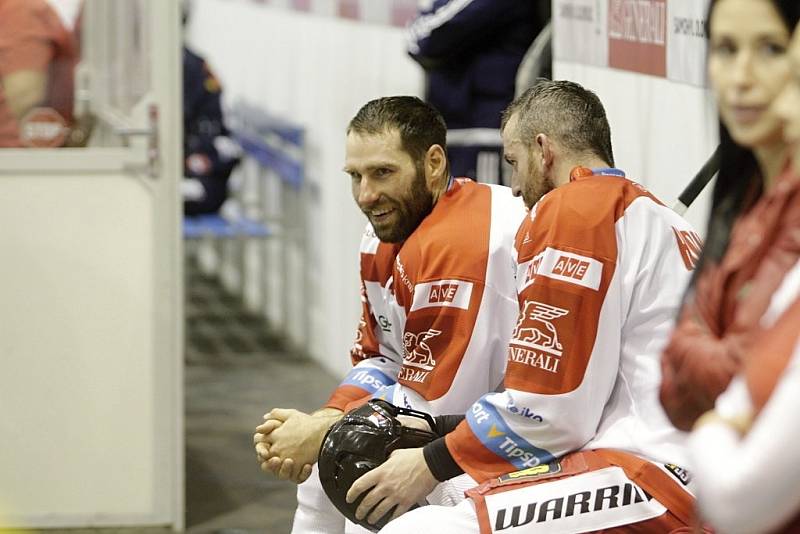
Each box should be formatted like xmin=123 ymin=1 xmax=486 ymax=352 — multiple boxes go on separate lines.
xmin=317 ymin=399 xmax=438 ymax=532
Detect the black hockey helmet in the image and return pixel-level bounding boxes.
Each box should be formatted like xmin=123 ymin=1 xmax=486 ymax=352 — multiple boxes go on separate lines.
xmin=317 ymin=399 xmax=438 ymax=532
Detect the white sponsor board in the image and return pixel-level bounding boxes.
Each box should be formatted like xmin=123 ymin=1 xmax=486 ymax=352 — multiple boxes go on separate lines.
xmin=553 ymin=0 xmax=609 ymax=67
xmin=667 ymin=0 xmax=711 ymax=86
xmin=554 ymin=0 xmax=712 ymax=86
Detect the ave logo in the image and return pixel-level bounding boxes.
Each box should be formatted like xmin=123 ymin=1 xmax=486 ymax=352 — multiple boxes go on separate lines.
xmin=525 ymin=257 xmax=542 ymax=283
xmin=519 ymin=248 xmax=602 ymax=291
xmin=428 ymin=283 xmax=458 ymax=304
xmin=552 ymin=256 xmax=590 ymax=280
xmin=410 ymin=279 xmax=474 ymax=311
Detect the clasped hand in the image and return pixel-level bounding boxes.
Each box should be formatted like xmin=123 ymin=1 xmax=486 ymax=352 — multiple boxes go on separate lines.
xmin=253 ymin=408 xmax=335 ymax=483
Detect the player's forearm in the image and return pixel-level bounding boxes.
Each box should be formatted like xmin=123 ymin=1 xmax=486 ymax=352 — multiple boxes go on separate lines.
xmin=3 ymin=70 xmax=47 ymax=120
xmin=433 ymin=414 xmax=465 ymax=435
xmin=313 ymin=407 xmax=343 ymax=417
xmin=423 ymin=435 xmax=464 ymax=482
xmin=419 ymin=414 xmax=466 ymax=482
xmin=311 ymin=408 xmax=344 ymax=442
xmin=325 ymin=359 xmax=399 ymax=410
xmin=308 ymin=410 xmax=345 ymax=461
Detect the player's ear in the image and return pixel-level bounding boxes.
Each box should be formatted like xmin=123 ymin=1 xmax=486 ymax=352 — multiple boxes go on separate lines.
xmin=537 ymin=134 xmax=555 ymax=171
xmin=425 ymin=144 xmax=447 ymax=188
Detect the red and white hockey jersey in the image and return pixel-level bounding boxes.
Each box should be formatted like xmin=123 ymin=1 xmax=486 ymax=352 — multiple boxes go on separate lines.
xmin=444 ymin=168 xmax=700 ymax=482
xmin=326 ymin=179 xmax=527 ymax=415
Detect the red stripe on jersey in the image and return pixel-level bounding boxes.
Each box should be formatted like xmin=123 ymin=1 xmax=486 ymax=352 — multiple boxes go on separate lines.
xmin=446 ymin=420 xmax=517 ymax=482
xmin=394 ymin=180 xmax=491 ymax=400
xmin=326 ymin=385 xmax=371 ymax=412
xmin=508 ymin=176 xmax=650 ymax=395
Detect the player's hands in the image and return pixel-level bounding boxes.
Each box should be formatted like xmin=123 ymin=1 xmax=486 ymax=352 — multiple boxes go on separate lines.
xmin=253 ymin=419 xmax=314 ymax=483
xmin=346 ymin=447 xmax=439 ymax=525
xmin=253 ymin=417 xmax=281 ymax=462
xmin=255 ymin=408 xmax=340 ymax=483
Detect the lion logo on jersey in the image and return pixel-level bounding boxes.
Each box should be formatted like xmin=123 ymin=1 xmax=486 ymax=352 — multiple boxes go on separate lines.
xmin=511 ymin=301 xmax=569 ymax=355
xmin=402 ymin=329 xmax=441 ymax=371
xmin=350 ymin=316 xmax=367 ymax=360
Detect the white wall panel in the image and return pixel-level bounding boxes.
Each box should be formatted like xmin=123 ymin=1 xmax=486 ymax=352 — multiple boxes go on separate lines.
xmin=0 ymin=176 xmax=168 ymax=526
xmin=0 ymin=0 xmax=183 ymax=527
xmin=554 ymin=61 xmax=718 ymax=234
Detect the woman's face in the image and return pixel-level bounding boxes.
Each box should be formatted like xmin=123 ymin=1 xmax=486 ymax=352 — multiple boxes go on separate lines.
xmin=774 ymin=27 xmax=800 ymax=174
xmin=708 ymin=0 xmax=793 ymax=149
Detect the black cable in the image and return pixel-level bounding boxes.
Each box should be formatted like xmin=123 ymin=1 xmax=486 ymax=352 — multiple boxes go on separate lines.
xmin=674 ymin=145 xmax=721 ymax=213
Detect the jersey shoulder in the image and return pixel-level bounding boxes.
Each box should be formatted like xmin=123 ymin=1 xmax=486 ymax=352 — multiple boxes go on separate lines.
xmin=404 ymin=180 xmax=524 ymax=282
xmin=360 ymin=223 xmax=400 ymax=284
xmin=516 ymin=177 xmax=662 ymax=261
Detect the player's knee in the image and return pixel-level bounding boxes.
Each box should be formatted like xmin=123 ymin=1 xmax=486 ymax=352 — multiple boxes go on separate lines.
xmin=378 ymin=505 xmax=473 ymax=534
xmin=377 ymin=513 xmax=414 ymax=534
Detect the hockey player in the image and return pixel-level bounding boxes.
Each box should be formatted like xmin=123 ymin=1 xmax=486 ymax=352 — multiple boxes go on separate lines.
xmin=254 ymin=96 xmax=526 ymax=533
xmin=348 ymin=80 xmax=702 ymax=533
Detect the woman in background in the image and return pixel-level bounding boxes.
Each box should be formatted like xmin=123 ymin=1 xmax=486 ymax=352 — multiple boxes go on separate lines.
xmin=659 ymin=0 xmax=800 ymax=432
xmin=660 ymin=0 xmax=800 ymax=531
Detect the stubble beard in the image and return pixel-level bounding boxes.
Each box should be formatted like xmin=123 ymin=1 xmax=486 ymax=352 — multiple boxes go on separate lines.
xmin=369 ymin=169 xmax=433 ymax=243
xmin=523 ymin=161 xmax=556 ymax=209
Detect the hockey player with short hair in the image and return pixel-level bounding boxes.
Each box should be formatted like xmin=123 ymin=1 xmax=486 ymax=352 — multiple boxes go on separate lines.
xmin=347 ymin=80 xmax=702 ymax=533
xmin=254 ymin=95 xmax=526 ymax=534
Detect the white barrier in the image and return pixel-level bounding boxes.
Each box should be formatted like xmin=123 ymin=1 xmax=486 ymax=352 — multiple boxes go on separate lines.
xmin=187 ymin=0 xmax=424 ymax=375
xmin=552 ymin=0 xmax=718 ymax=233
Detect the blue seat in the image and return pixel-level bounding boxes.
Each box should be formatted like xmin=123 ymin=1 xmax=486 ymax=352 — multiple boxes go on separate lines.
xmin=183 ymin=213 xmax=271 ymax=239
xmin=183 ymin=107 xmax=303 ymax=240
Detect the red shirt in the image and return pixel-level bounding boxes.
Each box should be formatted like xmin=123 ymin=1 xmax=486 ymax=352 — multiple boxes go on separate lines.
xmin=660 ymin=168 xmax=800 ymax=430
xmin=0 ymin=0 xmax=76 ymax=147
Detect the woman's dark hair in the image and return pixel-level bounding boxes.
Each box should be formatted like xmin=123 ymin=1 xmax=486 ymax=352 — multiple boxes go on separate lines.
xmin=697 ymin=0 xmax=800 ymax=276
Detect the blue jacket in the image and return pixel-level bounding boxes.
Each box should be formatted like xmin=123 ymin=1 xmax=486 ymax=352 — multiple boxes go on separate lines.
xmin=407 ymin=0 xmax=548 ymax=130
xmin=183 ymin=47 xmax=238 ymax=180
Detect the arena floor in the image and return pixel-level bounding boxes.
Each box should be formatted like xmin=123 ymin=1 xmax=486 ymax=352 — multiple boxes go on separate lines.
xmin=182 ymin=262 xmax=338 ymax=533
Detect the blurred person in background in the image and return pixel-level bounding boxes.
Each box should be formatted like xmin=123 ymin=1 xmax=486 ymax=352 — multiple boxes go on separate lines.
xmin=406 ymin=0 xmax=550 ymax=186
xmin=182 ymin=45 xmax=240 ymax=215
xmin=659 ymin=0 xmax=800 ymax=433
xmin=685 ymin=8 xmax=800 ymax=532
xmin=0 ymin=0 xmax=80 ymax=147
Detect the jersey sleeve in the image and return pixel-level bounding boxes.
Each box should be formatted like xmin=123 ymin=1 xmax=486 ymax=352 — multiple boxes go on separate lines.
xmin=445 ymin=180 xmax=695 ymax=482
xmin=325 ymin=278 xmax=402 ymax=411
xmin=324 ymin=229 xmax=405 ymax=411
